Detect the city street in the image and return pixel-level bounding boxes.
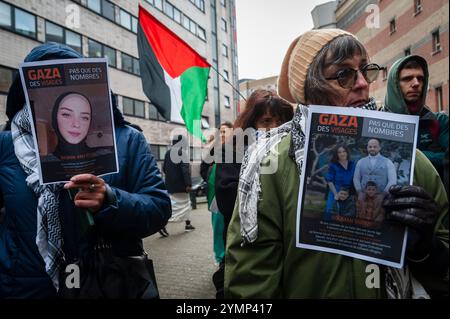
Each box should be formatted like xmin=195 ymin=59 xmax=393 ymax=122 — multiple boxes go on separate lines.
xmin=143 ymin=202 xmax=218 ymax=299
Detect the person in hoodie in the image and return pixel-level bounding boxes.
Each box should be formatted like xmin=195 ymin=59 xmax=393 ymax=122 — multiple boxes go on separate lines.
xmin=384 ymin=55 xmax=449 ymax=181
xmin=0 ymin=43 xmax=172 ymax=298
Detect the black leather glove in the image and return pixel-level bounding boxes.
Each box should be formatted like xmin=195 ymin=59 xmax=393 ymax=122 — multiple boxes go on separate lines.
xmin=383 ymin=185 xmax=439 ymax=261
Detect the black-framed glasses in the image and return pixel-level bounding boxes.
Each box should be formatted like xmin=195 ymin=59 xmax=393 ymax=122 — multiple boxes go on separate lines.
xmin=325 ymin=63 xmax=381 ymax=89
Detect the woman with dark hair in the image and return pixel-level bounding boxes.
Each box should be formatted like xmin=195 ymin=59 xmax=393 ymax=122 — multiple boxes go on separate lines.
xmin=324 ymin=144 xmax=356 ymax=218
xmin=51 ymin=92 xmax=93 ymax=156
xmin=213 ymin=89 xmax=293 ymax=298
xmin=216 ymin=89 xmax=293 ymax=239
xmin=40 ymin=91 xmax=116 ymax=183
xmin=233 ymin=89 xmax=294 ymax=131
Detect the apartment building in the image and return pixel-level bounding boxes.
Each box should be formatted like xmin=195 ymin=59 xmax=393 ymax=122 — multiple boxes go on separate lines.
xmin=0 ymin=0 xmax=239 ymax=167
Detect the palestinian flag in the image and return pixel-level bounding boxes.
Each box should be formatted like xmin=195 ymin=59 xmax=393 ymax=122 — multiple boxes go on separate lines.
xmin=137 ymin=5 xmax=210 ymax=141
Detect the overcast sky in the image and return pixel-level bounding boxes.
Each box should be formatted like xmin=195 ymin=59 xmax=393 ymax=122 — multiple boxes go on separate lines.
xmin=235 ymin=0 xmax=332 ymax=80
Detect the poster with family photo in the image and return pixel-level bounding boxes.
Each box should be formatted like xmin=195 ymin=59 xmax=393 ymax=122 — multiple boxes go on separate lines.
xmin=296 ymin=105 xmax=419 ymax=268
xmin=19 ymin=58 xmax=118 ymax=184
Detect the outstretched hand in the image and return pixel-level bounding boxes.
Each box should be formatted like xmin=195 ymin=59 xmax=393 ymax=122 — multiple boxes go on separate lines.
xmin=64 ymin=174 xmax=107 ymax=213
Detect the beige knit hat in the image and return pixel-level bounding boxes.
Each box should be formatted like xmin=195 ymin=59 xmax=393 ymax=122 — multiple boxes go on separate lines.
xmin=278 ymin=29 xmax=356 ymax=104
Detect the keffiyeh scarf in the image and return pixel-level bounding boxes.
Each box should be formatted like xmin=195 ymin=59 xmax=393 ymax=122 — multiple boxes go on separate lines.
xmin=237 ymin=97 xmax=430 ymax=299
xmin=238 ymin=98 xmax=377 ymax=245
xmin=11 ymin=107 xmax=65 ymax=290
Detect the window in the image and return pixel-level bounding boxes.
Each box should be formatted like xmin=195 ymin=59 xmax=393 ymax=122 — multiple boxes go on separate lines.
xmin=197 ymin=26 xmax=206 ymax=41
xmin=103 ymin=45 xmax=116 ymax=68
xmin=45 ymin=21 xmax=63 ymax=44
xmin=435 ymin=86 xmax=443 ymax=112
xmin=221 ymin=18 xmax=227 ymax=32
xmin=201 ymin=116 xmax=210 ymax=129
xmin=0 ymin=66 xmax=16 ymax=93
xmin=173 ymin=7 xmax=181 ymax=24
xmin=121 ymin=52 xmax=133 ymax=73
xmin=414 ymin=0 xmax=422 ymax=15
xmin=164 ymin=2 xmax=174 ymax=19
xmin=131 ymin=16 xmax=138 ymax=33
xmin=159 ymin=145 xmax=167 ymax=161
xmin=223 ymin=69 xmax=229 ymax=81
xmin=88 ymin=0 xmax=115 ymax=21
xmin=87 ymin=0 xmax=101 ymax=13
xmin=404 ymin=47 xmax=411 ymax=56
xmin=88 ymin=39 xmax=116 ymax=67
xmin=45 ymin=21 xmax=82 ymax=54
xmin=389 ymin=18 xmax=396 ymax=34
xmin=122 ymin=96 xmax=134 ymax=115
xmin=432 ymin=30 xmax=441 ymax=53
xmin=121 ymin=53 xmax=140 ymax=76
xmin=181 ymin=13 xmax=205 ymax=41
xmin=149 ymin=103 xmax=159 ymax=120
xmin=222 ymin=44 xmax=228 ymax=57
xmin=0 ymin=2 xmax=11 ymax=29
xmin=190 ymin=0 xmax=205 ymax=12
xmin=220 ymin=0 xmax=227 ymax=7
xmin=133 ymin=58 xmax=140 ymax=76
xmin=0 ymin=3 xmax=37 ymax=39
xmin=134 ymin=100 xmax=145 ymax=118
xmin=14 ymin=8 xmax=36 ymax=38
xmin=149 ymin=144 xmax=159 ymax=159
xmin=182 ymin=15 xmax=189 ymax=29
xmin=88 ymin=39 xmax=102 ymax=58
xmin=66 ymin=30 xmax=82 ymax=53
xmin=224 ymin=95 xmax=231 ymax=108
xmin=154 ymin=0 xmax=163 ymax=11
xmin=101 ymin=0 xmax=115 ymax=21
xmin=189 ymin=20 xmax=197 ymax=34
xmin=120 ymin=10 xmax=131 ymax=29
xmin=122 ymin=96 xmax=145 ymax=118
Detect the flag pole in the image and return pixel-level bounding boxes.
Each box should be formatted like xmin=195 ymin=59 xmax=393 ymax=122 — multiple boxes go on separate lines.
xmin=209 ymin=64 xmax=247 ymax=102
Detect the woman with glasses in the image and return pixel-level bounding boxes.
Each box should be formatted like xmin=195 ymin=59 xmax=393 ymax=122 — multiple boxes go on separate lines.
xmin=224 ymin=29 xmax=448 ymax=298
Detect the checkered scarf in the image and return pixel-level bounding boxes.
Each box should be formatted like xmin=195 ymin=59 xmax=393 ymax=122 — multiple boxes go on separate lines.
xmin=238 ymin=98 xmax=377 ymax=245
xmin=11 ymin=107 xmax=65 ymax=290
xmin=238 ymin=104 xmax=307 ymax=245
xmin=237 ymin=98 xmax=430 ymax=299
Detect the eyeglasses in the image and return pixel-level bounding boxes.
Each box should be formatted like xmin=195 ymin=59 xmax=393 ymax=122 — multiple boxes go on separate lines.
xmin=325 ymin=63 xmax=381 ymax=89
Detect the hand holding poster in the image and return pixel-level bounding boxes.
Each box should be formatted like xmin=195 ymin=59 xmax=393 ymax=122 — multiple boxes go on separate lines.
xmin=19 ymin=58 xmax=118 ymax=184
xmin=297 ymin=105 xmax=419 ymax=268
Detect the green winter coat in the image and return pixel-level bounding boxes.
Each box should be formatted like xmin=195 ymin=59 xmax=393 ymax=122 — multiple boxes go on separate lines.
xmin=224 ymin=134 xmax=449 ymax=299
xmin=384 ymin=55 xmax=449 ymax=175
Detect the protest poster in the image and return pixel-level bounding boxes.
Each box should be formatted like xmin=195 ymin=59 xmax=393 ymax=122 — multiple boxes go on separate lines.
xmin=19 ymin=58 xmax=118 ymax=184
xmin=296 ymin=105 xmax=419 ymax=268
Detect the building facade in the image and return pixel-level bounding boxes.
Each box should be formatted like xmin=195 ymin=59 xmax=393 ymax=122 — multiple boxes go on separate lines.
xmin=312 ymin=0 xmax=338 ymax=29
xmin=0 ymin=0 xmax=239 ymax=168
xmin=335 ymin=0 xmax=449 ymax=112
xmin=238 ymin=75 xmax=278 ymax=112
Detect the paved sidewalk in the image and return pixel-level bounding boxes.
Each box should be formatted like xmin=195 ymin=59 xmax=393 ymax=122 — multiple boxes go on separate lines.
xmin=143 ymin=202 xmax=218 ymax=299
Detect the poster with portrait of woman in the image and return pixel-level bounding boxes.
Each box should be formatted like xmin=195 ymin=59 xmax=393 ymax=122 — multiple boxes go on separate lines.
xmin=296 ymin=105 xmax=419 ymax=268
xmin=19 ymin=58 xmax=118 ymax=184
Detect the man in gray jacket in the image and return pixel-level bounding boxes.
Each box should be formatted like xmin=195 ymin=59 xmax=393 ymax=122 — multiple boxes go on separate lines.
xmin=353 ymin=138 xmax=397 ymax=201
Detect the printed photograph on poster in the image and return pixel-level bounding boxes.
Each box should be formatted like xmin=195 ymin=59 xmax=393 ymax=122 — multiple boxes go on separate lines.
xmin=296 ymin=105 xmax=419 ymax=268
xmin=19 ymin=58 xmax=118 ymax=184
